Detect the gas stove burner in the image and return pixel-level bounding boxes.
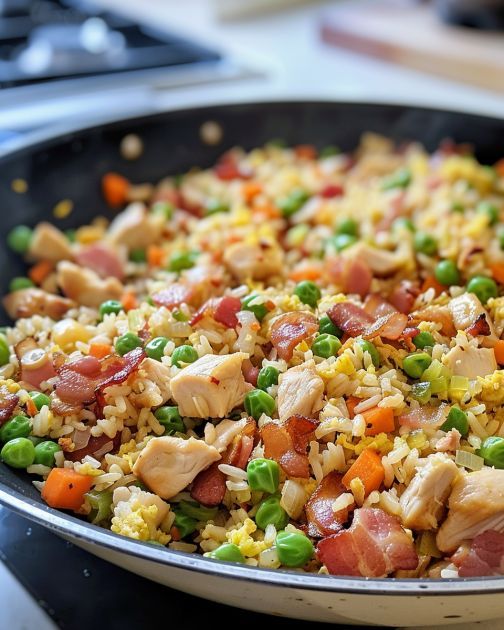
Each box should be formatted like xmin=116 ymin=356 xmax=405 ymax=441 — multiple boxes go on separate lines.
xmin=0 ymin=0 xmax=221 ymax=88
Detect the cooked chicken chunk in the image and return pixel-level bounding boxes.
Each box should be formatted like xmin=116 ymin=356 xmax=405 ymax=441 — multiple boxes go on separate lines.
xmin=57 ymin=261 xmax=123 ymax=308
xmin=344 ymin=242 xmax=405 ymax=276
xmin=208 ymin=417 xmax=248 ymax=452
xmin=28 ymin=222 xmax=74 ymax=263
xmin=448 ymin=293 xmax=497 ymax=348
xmin=277 ymin=360 xmax=324 ymax=423
xmin=399 ymin=453 xmax=459 ymax=530
xmin=112 ymin=485 xmax=169 ymax=527
xmin=132 ymin=436 xmax=221 ymax=499
xmin=442 ymin=345 xmax=497 ymax=379
xmin=134 ymin=358 xmax=171 ymax=407
xmin=3 ymin=288 xmax=74 ymax=320
xmin=108 ymin=202 xmax=164 ymax=250
xmin=437 ymin=468 xmax=504 ymax=553
xmin=170 ymin=352 xmax=253 ymax=418
xmin=223 ymin=240 xmax=283 ymax=281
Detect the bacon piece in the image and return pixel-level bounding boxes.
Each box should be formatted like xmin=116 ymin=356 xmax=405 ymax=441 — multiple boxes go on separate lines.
xmin=327 ymin=302 xmax=373 ymax=337
xmin=305 ymin=472 xmax=351 ymax=538
xmin=225 ymin=418 xmax=257 ymax=469
xmin=320 ymin=184 xmax=344 ymax=198
xmin=452 ymin=531 xmax=504 ymax=577
xmin=261 ymin=415 xmax=317 ymax=478
xmin=15 ymin=338 xmax=57 ymax=389
xmin=190 ymin=462 xmax=226 ymax=507
xmin=325 ymin=257 xmax=372 ymax=299
xmin=64 ymin=433 xmax=120 ymax=462
xmin=75 ymin=243 xmax=124 ymax=280
xmin=0 ymin=388 xmax=19 ymax=426
xmin=317 ymin=508 xmax=418 ymax=577
xmin=466 ymin=313 xmax=491 ymax=338
xmin=270 ymin=311 xmax=318 ymax=361
xmin=388 ymin=281 xmax=420 ymax=315
xmin=410 ymin=306 xmax=456 ymax=337
xmin=242 ymin=359 xmax=259 ymax=387
xmin=152 ymin=283 xmax=193 ymax=310
xmin=50 ymin=394 xmax=83 ymax=417
xmin=399 ymin=403 xmax=448 ymax=430
xmin=362 ymin=312 xmax=408 ymax=341
xmin=213 ymin=296 xmax=241 ymax=328
xmin=214 ymin=152 xmax=252 ymax=181
xmin=363 ymin=294 xmax=398 ymax=318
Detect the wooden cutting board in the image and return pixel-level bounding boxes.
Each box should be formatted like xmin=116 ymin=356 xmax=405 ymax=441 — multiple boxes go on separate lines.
xmin=320 ymin=0 xmax=504 ymax=92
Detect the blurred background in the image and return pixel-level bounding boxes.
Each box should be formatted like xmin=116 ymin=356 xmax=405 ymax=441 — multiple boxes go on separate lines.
xmin=0 ymin=1 xmax=503 ymax=629
xmin=0 ymin=0 xmax=503 ymax=145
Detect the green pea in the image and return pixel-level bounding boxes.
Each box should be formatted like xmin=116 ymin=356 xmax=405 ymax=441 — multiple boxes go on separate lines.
xmin=1 ymin=437 xmax=35 ymax=468
xmin=34 ymin=441 xmax=61 ymax=467
xmin=115 ymin=332 xmax=143 ymax=357
xmin=129 ymin=248 xmax=147 ymax=263
xmin=0 ymin=336 xmax=10 ymax=367
xmin=451 ymin=201 xmax=465 ymax=213
xmin=209 ymin=543 xmax=245 ymax=563
xmin=244 ymin=389 xmax=275 ymax=421
xmin=7 ymin=225 xmax=33 ymax=254
xmin=0 ymin=415 xmax=31 ymax=443
xmin=466 ymin=276 xmax=498 ymax=304
xmin=173 ymin=511 xmax=197 ymax=538
xmin=335 ymin=218 xmax=358 ymax=237
xmin=86 ymin=490 xmax=113 ymax=524
xmin=276 ymin=531 xmax=314 ymax=568
xmin=357 ymin=339 xmax=380 ymax=369
xmin=154 ymin=406 xmax=184 ymax=435
xmin=145 ymin=336 xmax=169 ymax=362
xmin=441 ymin=407 xmax=469 ymax=436
xmin=403 ymin=352 xmax=432 ymax=379
xmin=9 ymin=277 xmax=34 ymax=292
xmin=328 ymin=233 xmax=358 ymax=253
xmin=206 ymin=199 xmax=230 ymax=216
xmin=476 ymin=201 xmax=499 ymax=226
xmin=478 ymin=436 xmax=504 ymax=469
xmin=318 ymin=314 xmax=342 ymax=338
xmin=293 ymin=280 xmax=321 ymax=308
xmin=255 ymin=495 xmax=289 ymax=530
xmin=257 ymin=366 xmax=280 ymax=391
xmin=65 ymin=229 xmax=76 ymax=242
xmin=392 ymin=217 xmax=415 ymax=233
xmin=435 ymin=260 xmax=460 ymax=286
xmin=320 ymin=145 xmax=340 ymax=158
xmin=241 ymin=294 xmax=269 ymax=322
xmin=151 ymin=201 xmax=174 ymax=220
xmin=171 ymin=344 xmax=198 ymax=368
xmin=99 ymin=300 xmax=123 ymax=319
xmin=311 ymin=333 xmax=341 ymax=359
xmin=29 ymin=391 xmax=51 ymax=411
xmin=277 ymin=189 xmax=309 ymax=218
xmin=414 ymin=232 xmax=437 ymax=256
xmin=246 ymin=458 xmax=279 ymax=494
xmin=168 ymin=251 xmax=198 ymax=273
xmin=413 ymin=331 xmax=435 ymax=349
xmin=410 ymin=381 xmax=431 ymax=404
xmin=172 ymin=309 xmax=189 ymax=322
xmin=381 ymin=168 xmax=411 ymax=191
xmin=178 ymin=500 xmax=218 ymax=521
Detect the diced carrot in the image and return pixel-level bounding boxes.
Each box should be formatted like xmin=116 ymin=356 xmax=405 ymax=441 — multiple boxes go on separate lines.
xmin=495 ymin=340 xmax=504 ymax=365
xmin=102 ymin=172 xmax=130 ymax=208
xmin=28 ymin=260 xmax=53 ymax=286
xmin=25 ymin=396 xmax=38 ymax=417
xmin=253 ymin=202 xmax=280 ymax=219
xmin=342 ymin=448 xmax=384 ymax=497
xmin=495 ymin=159 xmax=504 ymax=178
xmin=362 ymin=406 xmax=395 ymax=436
xmin=170 ymin=526 xmax=181 ymax=542
xmin=295 ymin=144 xmax=317 ymax=160
xmin=288 ymin=265 xmax=323 ymax=282
xmin=147 ymin=245 xmax=165 ymax=268
xmin=490 ymin=263 xmax=504 ymax=285
xmin=89 ymin=343 xmax=113 ymax=359
xmin=242 ymin=181 xmax=262 ymax=204
xmin=41 ymin=468 xmax=93 ymax=511
xmin=421 ymin=275 xmax=445 ymax=297
xmin=121 ymin=291 xmax=138 ymax=312
xmin=345 ymin=396 xmax=361 ymax=418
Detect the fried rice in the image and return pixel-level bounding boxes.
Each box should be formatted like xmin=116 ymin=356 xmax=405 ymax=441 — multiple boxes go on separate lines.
xmin=1 ymin=133 xmax=504 ymax=579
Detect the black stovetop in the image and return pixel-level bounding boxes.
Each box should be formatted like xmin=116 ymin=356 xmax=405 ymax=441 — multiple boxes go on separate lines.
xmin=0 ymin=0 xmax=221 ymax=88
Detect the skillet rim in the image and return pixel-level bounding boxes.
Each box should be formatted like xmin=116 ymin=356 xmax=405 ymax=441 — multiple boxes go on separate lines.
xmin=1 ymin=99 xmax=504 ymax=596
